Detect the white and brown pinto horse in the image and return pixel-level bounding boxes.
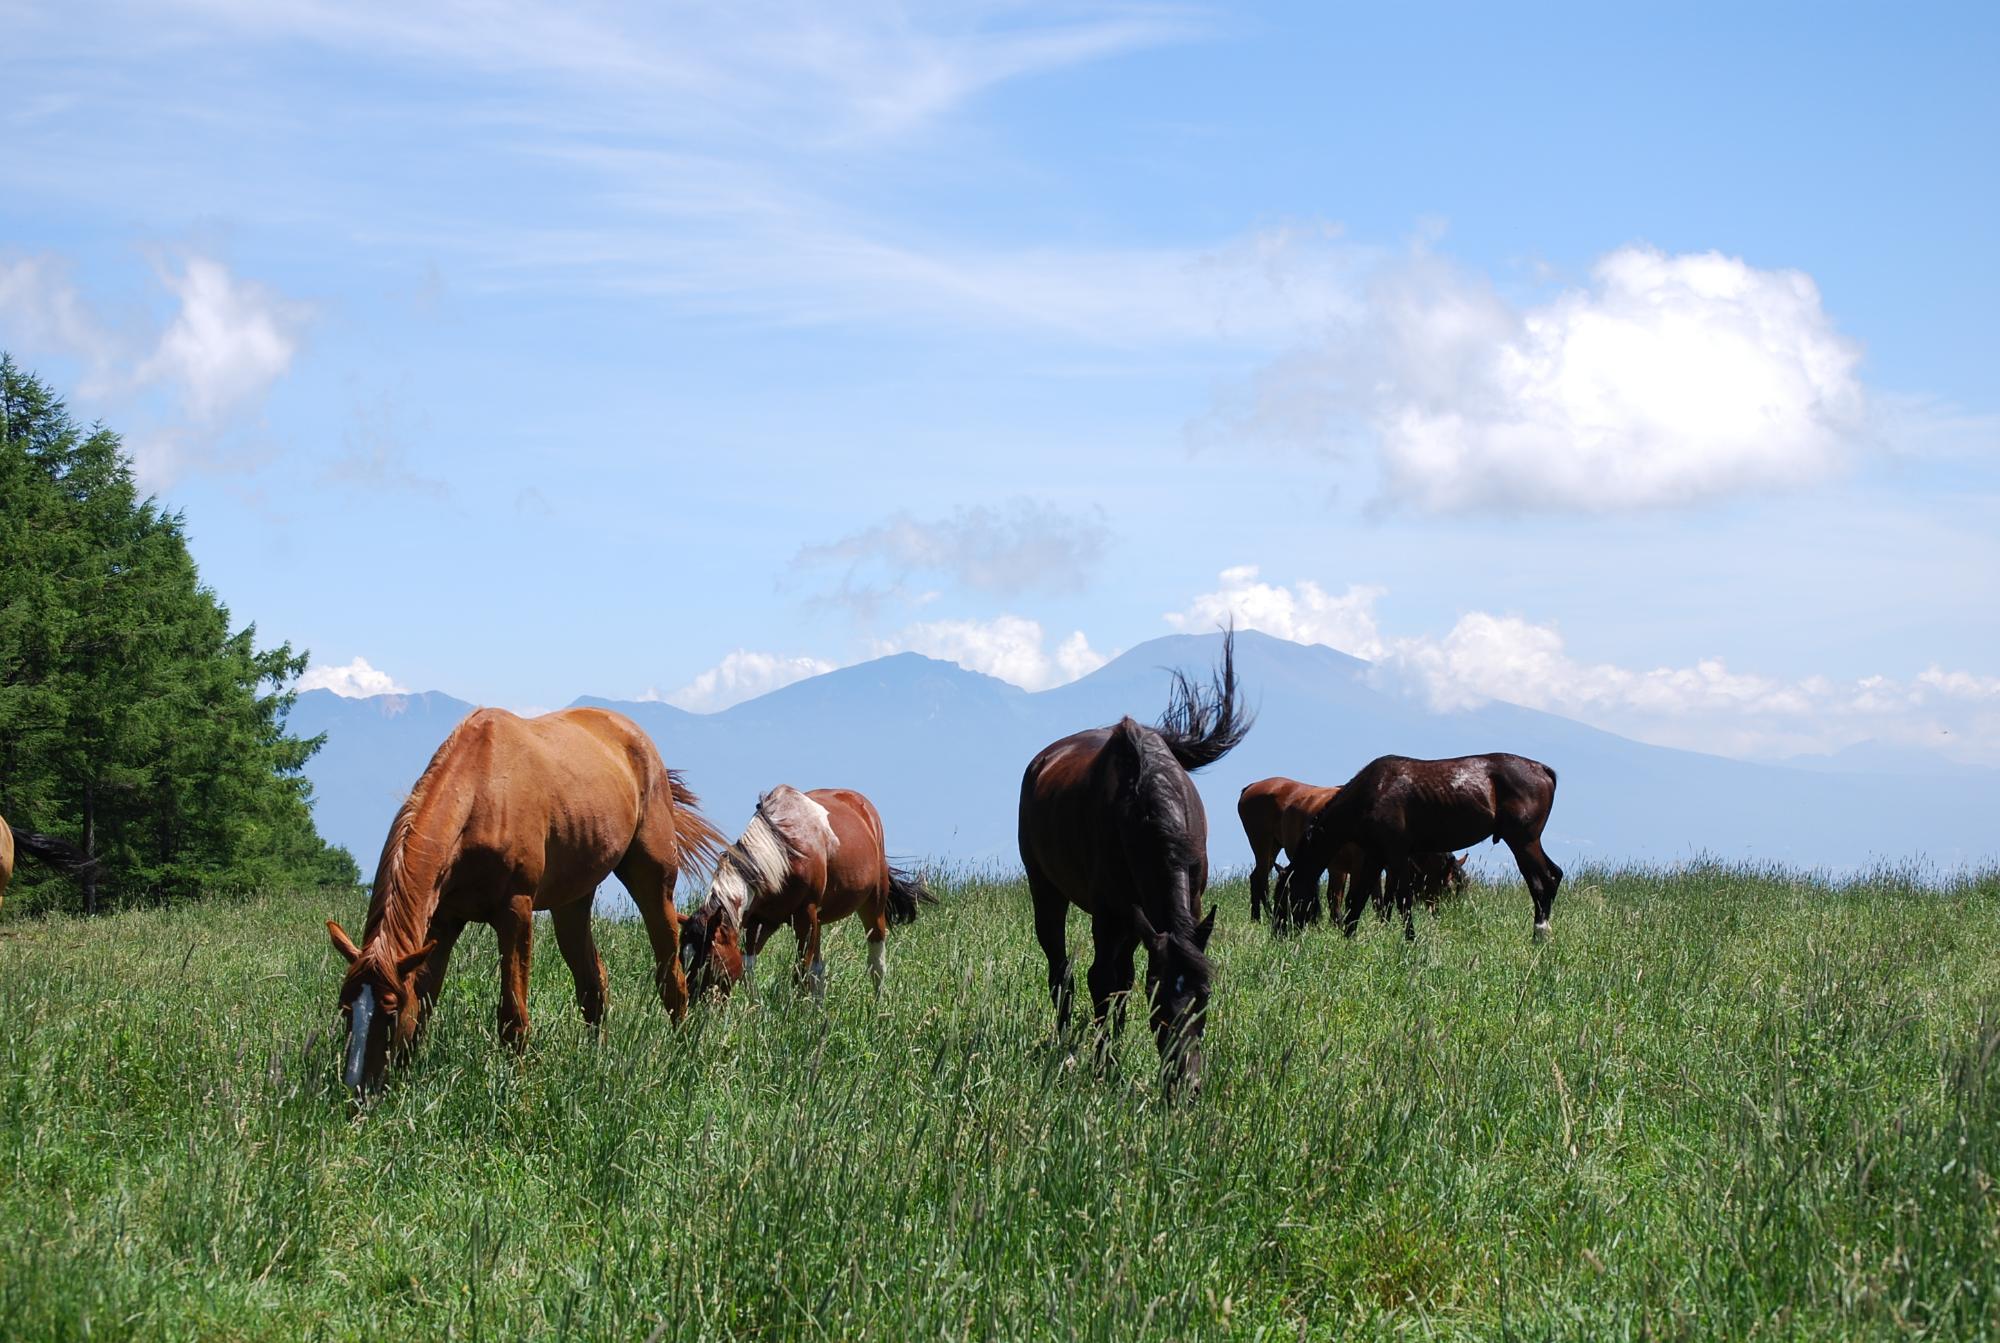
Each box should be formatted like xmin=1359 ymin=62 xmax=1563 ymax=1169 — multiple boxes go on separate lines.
xmin=1019 ymin=630 xmax=1250 ymax=1099
xmin=680 ymin=786 xmax=932 ymax=1001
xmin=327 ymin=707 xmax=722 ymax=1092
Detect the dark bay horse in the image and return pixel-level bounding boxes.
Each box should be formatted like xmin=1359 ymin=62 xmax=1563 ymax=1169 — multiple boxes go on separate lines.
xmin=1019 ymin=630 xmax=1251 ymax=1098
xmin=327 ymin=707 xmax=722 ymax=1092
xmin=679 ymin=785 xmax=933 ymax=1000
xmin=1292 ymin=753 xmax=1561 ymax=942
xmin=1 ymin=815 xmax=99 ymax=915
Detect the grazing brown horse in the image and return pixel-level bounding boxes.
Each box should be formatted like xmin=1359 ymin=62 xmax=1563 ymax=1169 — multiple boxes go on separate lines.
xmin=1019 ymin=630 xmax=1251 ymax=1098
xmin=680 ymin=786 xmax=933 ymax=1001
xmin=0 ymin=815 xmax=99 ymax=915
xmin=1293 ymin=753 xmax=1561 ymax=942
xmin=326 ymin=707 xmax=722 ymax=1092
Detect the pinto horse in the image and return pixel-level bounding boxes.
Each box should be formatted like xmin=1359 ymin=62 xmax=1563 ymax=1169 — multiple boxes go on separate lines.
xmin=680 ymin=785 xmax=933 ymax=1001
xmin=1292 ymin=753 xmax=1561 ymax=942
xmin=0 ymin=815 xmax=99 ymax=915
xmin=326 ymin=707 xmax=722 ymax=1092
xmin=1019 ymin=630 xmax=1251 ymax=1098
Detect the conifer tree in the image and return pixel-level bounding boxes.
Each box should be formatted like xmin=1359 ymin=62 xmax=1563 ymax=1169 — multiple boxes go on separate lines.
xmin=0 ymin=356 xmax=357 ymax=912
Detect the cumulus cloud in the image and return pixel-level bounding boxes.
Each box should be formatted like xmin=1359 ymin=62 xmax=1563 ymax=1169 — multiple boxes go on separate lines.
xmin=1165 ymin=565 xmax=1386 ymax=659
xmin=794 ymin=498 xmax=1110 ymax=608
xmin=0 ymin=251 xmax=309 ymax=487
xmin=1164 ymin=566 xmax=2000 ymax=764
xmin=1210 ymin=243 xmax=1869 ymax=513
xmin=140 ymin=257 xmax=308 ymax=422
xmin=873 ymin=615 xmax=1106 ymax=691
xmin=654 ymin=650 xmax=840 ymax=712
xmin=298 ymin=656 xmax=408 ymax=697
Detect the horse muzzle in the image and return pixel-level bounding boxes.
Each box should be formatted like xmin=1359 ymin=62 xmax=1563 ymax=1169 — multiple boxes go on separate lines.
xmin=344 ymin=984 xmax=376 ymax=1092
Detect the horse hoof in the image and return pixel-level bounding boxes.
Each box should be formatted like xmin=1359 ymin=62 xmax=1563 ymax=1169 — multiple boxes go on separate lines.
xmin=1532 ymin=921 xmax=1552 ymax=943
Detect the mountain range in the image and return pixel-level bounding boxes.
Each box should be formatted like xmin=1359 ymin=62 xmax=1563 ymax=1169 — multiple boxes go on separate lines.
xmin=289 ymin=630 xmax=2000 ymax=885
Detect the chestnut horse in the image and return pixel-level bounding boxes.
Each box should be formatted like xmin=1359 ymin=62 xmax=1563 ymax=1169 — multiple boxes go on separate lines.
xmin=0 ymin=815 xmax=98 ymax=915
xmin=680 ymin=786 xmax=933 ymax=1001
xmin=1292 ymin=753 xmax=1561 ymax=942
xmin=1019 ymin=630 xmax=1250 ymax=1098
xmin=326 ymin=707 xmax=722 ymax=1092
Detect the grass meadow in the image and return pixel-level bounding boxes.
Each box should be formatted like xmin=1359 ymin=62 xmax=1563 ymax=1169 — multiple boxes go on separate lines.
xmin=3 ymin=864 xmax=1999 ymax=1341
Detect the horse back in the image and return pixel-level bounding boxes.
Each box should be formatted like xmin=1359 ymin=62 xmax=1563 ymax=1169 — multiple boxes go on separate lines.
xmin=809 ymin=788 xmax=889 ymax=906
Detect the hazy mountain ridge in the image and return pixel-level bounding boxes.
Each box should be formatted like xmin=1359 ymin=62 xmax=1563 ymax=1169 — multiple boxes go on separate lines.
xmin=290 ymin=631 xmax=2000 ymax=879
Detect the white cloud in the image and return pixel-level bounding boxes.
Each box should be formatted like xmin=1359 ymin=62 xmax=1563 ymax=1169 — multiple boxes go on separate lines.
xmin=655 ymin=650 xmax=840 ymax=713
xmin=1166 ymin=565 xmax=1386 ymax=659
xmin=298 ymin=656 xmax=408 ymax=697
xmin=795 ymin=498 xmax=1110 ymax=608
xmin=1212 ymin=243 xmax=1870 ymax=513
xmin=873 ymin=615 xmax=1105 ymax=691
xmin=140 ymin=257 xmax=308 ymax=421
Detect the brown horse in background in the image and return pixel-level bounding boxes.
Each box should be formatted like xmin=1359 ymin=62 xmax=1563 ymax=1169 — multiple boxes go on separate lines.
xmin=680 ymin=785 xmax=933 ymax=1001
xmin=1019 ymin=629 xmax=1251 ymax=1098
xmin=1293 ymin=753 xmax=1561 ymax=942
xmin=1 ymin=815 xmax=99 ymax=915
xmin=1238 ymin=777 xmax=1349 ymax=927
xmin=326 ymin=707 xmax=722 ymax=1092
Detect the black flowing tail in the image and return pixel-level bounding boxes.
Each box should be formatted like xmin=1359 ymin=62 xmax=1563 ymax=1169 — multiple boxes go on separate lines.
xmin=1157 ymin=625 xmax=1253 ymax=772
xmin=886 ymin=865 xmax=938 ymax=926
xmin=10 ymin=826 xmax=100 ymax=880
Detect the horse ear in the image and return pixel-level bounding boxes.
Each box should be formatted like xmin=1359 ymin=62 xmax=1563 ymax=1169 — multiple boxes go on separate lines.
xmin=393 ymin=941 xmax=438 ymax=979
xmin=1193 ymin=905 xmax=1217 ymax=950
xmin=327 ymin=921 xmax=362 ymax=965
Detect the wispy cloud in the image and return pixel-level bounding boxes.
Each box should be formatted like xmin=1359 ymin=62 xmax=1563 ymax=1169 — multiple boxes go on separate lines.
xmin=872 ymin=614 xmax=1105 ymax=690
xmin=651 ymin=650 xmax=841 ymax=713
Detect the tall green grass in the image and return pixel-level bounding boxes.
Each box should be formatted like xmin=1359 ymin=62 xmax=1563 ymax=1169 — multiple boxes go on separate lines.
xmin=2 ymin=864 xmax=1998 ymax=1340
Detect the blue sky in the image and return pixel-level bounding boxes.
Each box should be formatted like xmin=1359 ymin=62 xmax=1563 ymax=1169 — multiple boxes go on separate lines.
xmin=5 ymin=1 xmax=1997 ymax=765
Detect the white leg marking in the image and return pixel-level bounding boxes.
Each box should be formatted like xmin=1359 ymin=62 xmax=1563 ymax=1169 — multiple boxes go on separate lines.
xmin=868 ymin=939 xmax=887 ymax=991
xmin=810 ymin=957 xmax=828 ymax=1004
xmin=1533 ymin=920 xmax=1552 ymax=942
xmin=741 ymin=952 xmax=758 ymax=994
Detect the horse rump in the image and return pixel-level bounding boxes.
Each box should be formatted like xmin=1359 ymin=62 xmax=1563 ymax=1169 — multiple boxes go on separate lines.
xmin=886 ymin=864 xmax=938 ymax=925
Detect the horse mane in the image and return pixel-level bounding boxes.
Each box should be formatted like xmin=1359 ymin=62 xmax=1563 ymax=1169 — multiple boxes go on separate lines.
xmin=1154 ymin=626 xmax=1251 ymax=772
xmin=359 ymin=716 xmax=474 ymax=971
xmin=706 ymin=786 xmax=837 ymax=932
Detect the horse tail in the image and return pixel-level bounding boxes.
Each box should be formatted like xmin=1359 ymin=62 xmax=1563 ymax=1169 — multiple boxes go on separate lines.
xmin=9 ymin=825 xmax=100 ymax=881
xmin=886 ymin=864 xmax=937 ymax=926
xmin=664 ymin=770 xmax=725 ymax=881
xmin=1156 ymin=625 xmax=1252 ymax=772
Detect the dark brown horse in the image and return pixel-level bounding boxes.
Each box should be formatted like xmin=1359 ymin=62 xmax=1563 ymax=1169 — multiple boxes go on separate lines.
xmin=1292 ymin=753 xmax=1561 ymax=942
xmin=1019 ymin=630 xmax=1250 ymax=1098
xmin=326 ymin=707 xmax=722 ymax=1092
xmin=0 ymin=815 xmax=99 ymax=915
xmin=679 ymin=785 xmax=932 ymax=1000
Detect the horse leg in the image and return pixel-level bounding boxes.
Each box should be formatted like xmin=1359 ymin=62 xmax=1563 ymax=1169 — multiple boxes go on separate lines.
xmin=409 ymin=916 xmax=467 ymax=1039
xmin=1248 ymin=842 xmax=1275 ymax=923
xmin=493 ymin=894 xmax=535 ymax=1049
xmin=792 ymin=905 xmax=825 ymax=1002
xmin=1343 ymin=864 xmax=1377 ymax=938
xmin=741 ymin=920 xmax=778 ymax=995
xmin=865 ymin=898 xmax=889 ymax=997
xmin=1393 ymin=864 xmax=1417 ymax=941
xmin=1086 ymin=934 xmax=1136 ymax=1073
xmin=551 ymin=898 xmax=609 ymax=1030
xmin=1505 ymin=835 xmax=1564 ymax=939
xmin=619 ymin=849 xmax=689 ymax=1023
xmin=1026 ymin=865 xmax=1074 ymax=1039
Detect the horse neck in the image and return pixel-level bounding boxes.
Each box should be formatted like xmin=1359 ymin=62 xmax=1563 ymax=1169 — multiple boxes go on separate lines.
xmin=361 ymin=773 xmax=467 ymax=969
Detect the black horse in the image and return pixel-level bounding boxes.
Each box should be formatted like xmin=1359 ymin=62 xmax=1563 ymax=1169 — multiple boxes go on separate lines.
xmin=1293 ymin=753 xmax=1561 ymax=941
xmin=1017 ymin=630 xmax=1251 ymax=1098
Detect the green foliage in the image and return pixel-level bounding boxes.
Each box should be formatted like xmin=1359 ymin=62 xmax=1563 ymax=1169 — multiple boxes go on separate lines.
xmin=0 ymin=355 xmax=358 ymax=912
xmin=1 ymin=866 xmax=1997 ymax=1340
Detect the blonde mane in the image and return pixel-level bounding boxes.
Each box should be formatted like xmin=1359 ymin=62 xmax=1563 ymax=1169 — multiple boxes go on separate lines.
xmin=707 ymin=786 xmax=837 ymax=932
